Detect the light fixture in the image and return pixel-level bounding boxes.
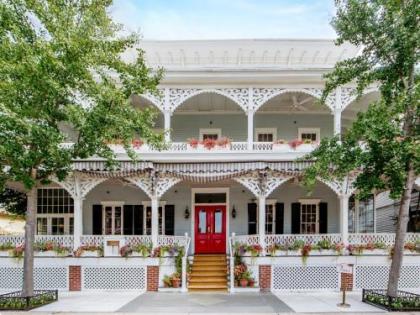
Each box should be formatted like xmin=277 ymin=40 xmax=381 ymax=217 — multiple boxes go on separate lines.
xmin=231 ymin=205 xmax=237 ymax=219
xmin=184 ymin=206 xmax=190 ymax=219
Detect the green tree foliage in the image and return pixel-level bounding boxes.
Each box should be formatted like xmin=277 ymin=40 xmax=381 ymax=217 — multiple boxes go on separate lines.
xmin=0 ymin=189 xmax=27 ymax=215
xmin=302 ymin=0 xmax=419 ymax=297
xmin=0 ymin=0 xmax=164 ymax=296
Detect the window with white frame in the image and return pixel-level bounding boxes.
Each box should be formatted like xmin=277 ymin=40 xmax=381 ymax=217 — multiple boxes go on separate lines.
xmin=36 ymin=188 xmax=74 ymax=235
xmin=255 ymin=128 xmax=277 ymax=142
xmin=142 ymin=201 xmax=167 ymax=235
xmin=299 ymin=199 xmax=320 ymax=234
xmin=199 ymin=128 xmax=221 ymax=141
xmin=298 ymin=128 xmax=320 ymax=142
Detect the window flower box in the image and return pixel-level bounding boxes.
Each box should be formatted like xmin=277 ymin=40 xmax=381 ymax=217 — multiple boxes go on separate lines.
xmin=79 ymin=250 xmax=101 ymax=257
xmin=295 ymin=143 xmax=315 ymax=152
xmin=272 ymin=250 xmax=288 ymax=256
xmin=362 ymin=249 xmax=388 ymax=255
xmin=310 ymin=249 xmax=337 ymax=256
xmin=272 ymin=142 xmax=290 ymax=152
xmin=35 ymin=251 xmax=59 ymax=257
xmin=287 ymin=249 xmax=301 ymax=256
xmin=0 ymin=250 xmax=11 ymax=257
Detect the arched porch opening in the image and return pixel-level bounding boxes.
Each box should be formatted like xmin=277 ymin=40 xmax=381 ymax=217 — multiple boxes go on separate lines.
xmin=254 ymin=91 xmax=331 ymax=144
xmin=131 ymin=94 xmax=165 ymax=131
xmin=171 ymin=92 xmax=247 ymax=144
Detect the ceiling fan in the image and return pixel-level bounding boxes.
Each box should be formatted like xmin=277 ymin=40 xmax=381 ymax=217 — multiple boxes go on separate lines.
xmin=290 ymin=95 xmax=312 ymax=111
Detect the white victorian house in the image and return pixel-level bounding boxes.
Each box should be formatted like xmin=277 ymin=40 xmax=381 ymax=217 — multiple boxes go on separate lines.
xmin=1 ymin=39 xmax=419 ymax=293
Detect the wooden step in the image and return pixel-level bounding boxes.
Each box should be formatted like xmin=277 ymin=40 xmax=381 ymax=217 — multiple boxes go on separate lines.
xmin=189 ymin=288 xmax=228 ymax=292
xmin=192 ymin=261 xmax=226 ymax=267
xmin=189 ymin=271 xmax=226 ymax=277
xmin=192 ymin=266 xmax=227 ymax=272
xmin=189 ymin=276 xmax=227 ymax=283
xmin=193 ymin=256 xmax=227 ymax=262
xmin=188 ymin=284 xmax=228 ymax=290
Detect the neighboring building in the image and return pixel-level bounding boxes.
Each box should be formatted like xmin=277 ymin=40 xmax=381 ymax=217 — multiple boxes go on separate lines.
xmin=1 ymin=39 xmax=419 ymax=293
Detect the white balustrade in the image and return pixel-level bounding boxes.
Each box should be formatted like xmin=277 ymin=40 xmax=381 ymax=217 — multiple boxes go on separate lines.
xmin=230 ymin=142 xmax=248 ymax=151
xmin=124 ymin=235 xmax=153 ymax=246
xmin=157 ymin=235 xmax=190 ymax=247
xmin=253 ymin=142 xmax=273 ymax=151
xmin=265 ymin=234 xmax=342 ymax=246
xmin=0 ymin=235 xmax=74 ymax=248
xmin=348 ymin=233 xmax=419 ymax=246
xmin=80 ymin=235 xmax=104 ymax=247
xmin=231 ymin=234 xmax=260 ymax=246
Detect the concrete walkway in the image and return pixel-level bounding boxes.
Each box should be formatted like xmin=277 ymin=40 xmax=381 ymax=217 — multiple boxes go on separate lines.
xmin=118 ymin=292 xmax=293 ymax=313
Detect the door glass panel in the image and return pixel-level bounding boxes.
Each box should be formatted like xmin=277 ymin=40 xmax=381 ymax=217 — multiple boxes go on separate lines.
xmin=198 ymin=209 xmax=207 ymax=234
xmin=114 ymin=206 xmax=122 ymax=235
xmin=214 ymin=209 xmax=222 ymax=233
xmin=104 ymin=206 xmax=113 ymax=235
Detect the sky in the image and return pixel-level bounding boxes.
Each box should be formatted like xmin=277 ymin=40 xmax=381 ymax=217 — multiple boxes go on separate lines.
xmin=110 ymin=0 xmax=337 ymax=40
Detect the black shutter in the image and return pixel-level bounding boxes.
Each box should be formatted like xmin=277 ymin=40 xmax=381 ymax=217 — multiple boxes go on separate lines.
xmin=291 ymin=202 xmax=301 ymax=234
xmin=123 ymin=205 xmax=133 ymax=235
xmin=275 ymin=203 xmax=284 ymax=234
xmin=248 ymin=203 xmax=257 ymax=234
xmin=133 ymin=205 xmax=143 ymax=235
xmin=164 ymin=205 xmax=175 ymax=235
xmin=319 ymin=202 xmax=328 ymax=234
xmin=92 ymin=204 xmax=102 ymax=235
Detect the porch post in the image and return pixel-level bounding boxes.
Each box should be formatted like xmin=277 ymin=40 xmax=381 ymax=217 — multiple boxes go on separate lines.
xmin=339 ymin=194 xmax=350 ymax=245
xmin=258 ymin=195 xmax=266 ymax=254
xmin=247 ymin=110 xmax=254 ymax=150
xmin=73 ymin=197 xmax=83 ymax=250
xmin=333 ymin=108 xmax=342 ymax=138
xmin=164 ymin=110 xmax=171 ymax=142
xmin=151 ymin=195 xmax=159 ymax=247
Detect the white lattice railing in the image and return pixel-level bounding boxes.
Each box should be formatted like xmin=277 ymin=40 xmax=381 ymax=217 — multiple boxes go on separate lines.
xmin=265 ymin=234 xmax=342 ymax=246
xmin=253 ymin=142 xmax=273 ymax=151
xmin=0 ymin=235 xmax=74 ymax=248
xmin=157 ymin=235 xmax=190 ymax=247
xmin=230 ymin=234 xmax=260 ymax=247
xmin=124 ymin=235 xmax=152 ymax=246
xmin=348 ymin=233 xmax=420 ymax=246
xmin=80 ymin=235 xmax=104 ymax=247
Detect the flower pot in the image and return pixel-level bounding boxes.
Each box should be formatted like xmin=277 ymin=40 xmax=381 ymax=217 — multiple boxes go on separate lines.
xmin=171 ymin=278 xmax=181 ymax=288
xmin=239 ymin=279 xmax=248 ymax=288
xmin=248 ymin=279 xmax=255 ymax=287
xmin=272 ymin=144 xmax=290 ymax=152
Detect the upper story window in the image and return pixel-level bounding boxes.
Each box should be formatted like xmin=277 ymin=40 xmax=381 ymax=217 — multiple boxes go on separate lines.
xmin=199 ymin=128 xmax=221 ymax=141
xmin=298 ymin=128 xmax=320 ymax=142
xmin=256 ymin=128 xmax=277 ymax=142
xmin=36 ymin=188 xmax=74 ymax=235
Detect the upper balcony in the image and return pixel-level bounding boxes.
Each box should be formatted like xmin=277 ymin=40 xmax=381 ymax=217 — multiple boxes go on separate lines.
xmin=63 ymin=87 xmax=379 ymax=162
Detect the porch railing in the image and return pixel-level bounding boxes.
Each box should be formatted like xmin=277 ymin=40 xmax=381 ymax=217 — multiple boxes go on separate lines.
xmin=265 ymin=234 xmax=342 ymax=246
xmin=348 ymin=233 xmax=419 ymax=246
xmin=0 ymin=235 xmax=74 ymax=248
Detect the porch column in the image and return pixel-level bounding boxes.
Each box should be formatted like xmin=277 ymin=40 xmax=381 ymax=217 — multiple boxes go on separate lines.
xmin=73 ymin=197 xmax=83 ymax=250
xmin=247 ymin=110 xmax=254 ymax=150
xmin=258 ymin=195 xmax=266 ymax=254
xmin=339 ymin=194 xmax=350 ymax=245
xmin=333 ymin=108 xmax=342 ymax=138
xmin=151 ymin=195 xmax=159 ymax=246
xmin=164 ymin=110 xmax=171 ymax=142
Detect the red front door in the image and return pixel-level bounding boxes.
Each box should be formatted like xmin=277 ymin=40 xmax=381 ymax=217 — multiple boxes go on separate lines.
xmin=195 ymin=205 xmax=226 ymax=254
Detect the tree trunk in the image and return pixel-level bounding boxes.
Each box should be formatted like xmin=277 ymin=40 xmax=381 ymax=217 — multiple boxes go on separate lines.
xmin=22 ymin=186 xmax=36 ymax=297
xmin=386 ymin=164 xmax=415 ymax=297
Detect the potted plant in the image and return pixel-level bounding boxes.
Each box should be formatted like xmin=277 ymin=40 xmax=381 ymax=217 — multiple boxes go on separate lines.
xmin=311 ymin=239 xmax=336 ymax=255
xmin=272 ymin=139 xmax=289 ymax=152
xmin=119 ymin=245 xmax=133 ymax=258
xmin=248 ymin=277 xmax=255 ymax=287
xmin=11 ymin=244 xmax=25 ymax=259
xmin=404 ymin=241 xmax=420 ymax=254
xmin=74 ymin=245 xmax=103 ymax=257
xmin=239 ymin=272 xmax=249 ymax=287
xmin=362 ymin=242 xmax=388 ymax=255
xmin=171 ymin=272 xmax=181 ymax=288
xmin=162 ymin=275 xmax=172 ymax=288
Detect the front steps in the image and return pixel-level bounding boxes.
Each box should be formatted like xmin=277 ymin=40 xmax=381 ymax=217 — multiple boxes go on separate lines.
xmin=188 ymin=255 xmax=228 ymax=292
